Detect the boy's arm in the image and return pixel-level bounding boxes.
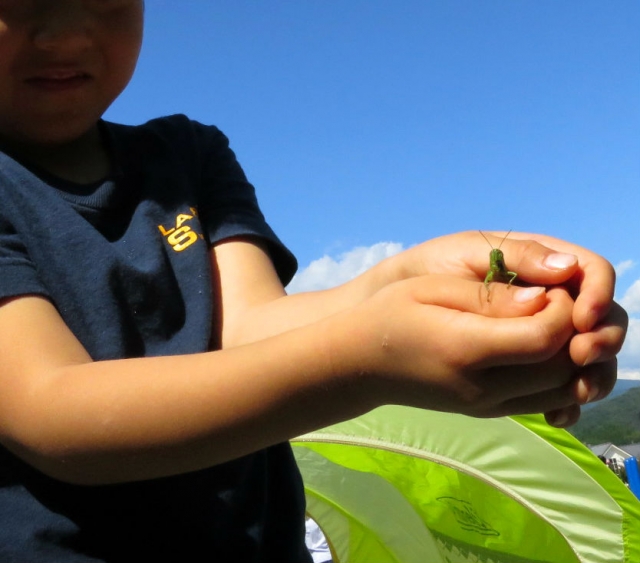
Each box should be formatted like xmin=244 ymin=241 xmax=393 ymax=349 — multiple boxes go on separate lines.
xmin=0 ymin=293 xmax=364 ymax=485
xmin=209 ymin=237 xmax=386 ymax=348
xmin=212 ymin=234 xmax=626 ymax=424
xmin=0 ymin=261 xmax=581 ymax=486
xmin=212 ymin=234 xmax=625 ymax=366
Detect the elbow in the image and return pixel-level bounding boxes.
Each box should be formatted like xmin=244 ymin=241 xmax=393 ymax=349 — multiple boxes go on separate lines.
xmin=0 ymin=435 xmax=96 ymax=486
xmin=0 ymin=433 xmax=142 ymax=486
xmin=0 ymin=402 xmax=112 ymax=486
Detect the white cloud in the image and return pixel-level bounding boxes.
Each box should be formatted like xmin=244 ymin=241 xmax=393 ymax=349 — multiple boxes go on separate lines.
xmin=617 ymin=368 xmax=640 ymax=381
xmin=619 ymin=279 xmax=640 ymax=314
xmin=615 ymin=259 xmax=635 ymax=277
xmin=616 ymin=316 xmax=640 ymax=371
xmin=286 ymin=242 xmax=404 ymax=293
xmin=616 ymin=273 xmax=640 ymax=374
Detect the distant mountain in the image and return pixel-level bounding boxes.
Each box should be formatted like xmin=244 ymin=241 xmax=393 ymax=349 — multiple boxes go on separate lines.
xmin=582 ymin=378 xmax=640 ymax=411
xmin=608 ymin=378 xmax=640 ymax=400
xmin=568 ymin=386 xmax=640 ymax=446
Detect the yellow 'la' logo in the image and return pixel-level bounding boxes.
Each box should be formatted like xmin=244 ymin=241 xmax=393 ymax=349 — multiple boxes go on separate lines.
xmin=158 ymin=208 xmax=201 ymax=252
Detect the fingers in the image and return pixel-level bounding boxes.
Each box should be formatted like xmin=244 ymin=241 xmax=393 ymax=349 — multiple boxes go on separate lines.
xmin=476 ymin=341 xmax=618 ymax=425
xmin=472 ymin=233 xmax=627 ymax=385
xmin=434 ymin=350 xmax=580 ymax=419
xmin=448 ymin=231 xmax=617 ymax=335
xmin=416 ymin=232 xmax=579 ymax=285
xmin=405 ymin=274 xmax=548 ymax=319
xmin=364 ymin=265 xmax=616 ymax=421
xmin=465 ymin=287 xmax=575 ymax=366
xmin=402 ymin=276 xmax=576 ymax=364
xmin=544 ymin=405 xmax=582 ymax=428
xmin=410 ymin=232 xmax=620 ymax=340
xmin=565 ymin=302 xmax=626 ymax=410
xmin=410 ymin=280 xmax=576 ymax=400
xmin=498 ymin=232 xmax=617 ymax=333
xmin=571 ymin=358 xmax=618 ymax=405
xmin=538 ymin=359 xmax=617 ymax=428
xmin=490 ymin=383 xmax=579 ymax=420
xmin=480 ymin=232 xmax=581 ymax=287
xmin=569 ymin=301 xmax=628 ymax=366
xmin=475 ymin=347 xmax=577 ymax=404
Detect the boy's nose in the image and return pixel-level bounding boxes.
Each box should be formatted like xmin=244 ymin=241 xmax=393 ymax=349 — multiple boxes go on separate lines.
xmin=32 ymin=3 xmax=93 ymax=52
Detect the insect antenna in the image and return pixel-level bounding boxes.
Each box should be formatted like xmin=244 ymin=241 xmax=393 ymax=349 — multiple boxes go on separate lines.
xmin=497 ymin=229 xmax=512 ymax=249
xmin=478 ymin=230 xmax=493 ymax=248
xmin=478 ymin=230 xmax=512 ymax=249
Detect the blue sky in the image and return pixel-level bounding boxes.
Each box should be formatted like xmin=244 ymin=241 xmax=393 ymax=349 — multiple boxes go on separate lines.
xmin=104 ymin=1 xmax=640 ymax=378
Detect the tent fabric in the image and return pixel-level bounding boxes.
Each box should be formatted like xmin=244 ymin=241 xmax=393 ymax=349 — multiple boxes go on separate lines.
xmin=292 ymin=407 xmax=640 ymax=563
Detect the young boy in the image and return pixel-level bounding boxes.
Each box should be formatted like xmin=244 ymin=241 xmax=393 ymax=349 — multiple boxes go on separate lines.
xmin=0 ymin=1 xmax=627 ymax=561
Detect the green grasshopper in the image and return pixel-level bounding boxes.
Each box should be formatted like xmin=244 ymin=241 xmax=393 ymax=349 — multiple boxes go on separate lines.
xmin=479 ymin=230 xmax=517 ymax=300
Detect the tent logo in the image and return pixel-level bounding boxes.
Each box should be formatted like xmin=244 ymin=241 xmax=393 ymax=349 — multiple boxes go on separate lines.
xmin=437 ymin=497 xmax=500 ymax=537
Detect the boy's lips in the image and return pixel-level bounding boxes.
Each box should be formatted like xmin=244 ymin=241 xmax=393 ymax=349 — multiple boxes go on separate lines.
xmin=25 ymin=69 xmax=93 ymax=91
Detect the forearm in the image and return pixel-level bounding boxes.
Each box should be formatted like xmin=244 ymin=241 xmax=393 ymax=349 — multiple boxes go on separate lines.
xmin=0 ymin=272 xmax=589 ymax=487
xmin=217 ymin=240 xmax=397 ymax=347
xmin=2 ymin=313 xmax=370 ymax=486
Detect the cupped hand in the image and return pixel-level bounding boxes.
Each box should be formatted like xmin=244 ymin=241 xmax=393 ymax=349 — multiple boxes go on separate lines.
xmin=381 ymin=231 xmax=628 ymax=423
xmin=349 ymin=274 xmax=579 ymax=419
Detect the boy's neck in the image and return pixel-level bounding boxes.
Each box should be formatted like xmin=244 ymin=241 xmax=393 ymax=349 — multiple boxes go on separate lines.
xmin=1 ymin=125 xmax=111 ymax=185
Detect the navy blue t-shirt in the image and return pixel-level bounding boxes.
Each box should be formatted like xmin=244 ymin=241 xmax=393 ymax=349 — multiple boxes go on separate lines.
xmin=0 ymin=115 xmax=311 ymax=562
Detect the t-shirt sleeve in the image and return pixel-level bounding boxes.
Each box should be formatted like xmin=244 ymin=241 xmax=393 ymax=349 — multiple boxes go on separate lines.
xmin=0 ymin=200 xmax=49 ymax=302
xmin=193 ymin=122 xmax=298 ymax=285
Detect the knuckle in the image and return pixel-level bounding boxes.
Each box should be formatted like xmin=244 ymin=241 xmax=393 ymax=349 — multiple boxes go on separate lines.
xmin=518 ymin=239 xmax=543 ymax=261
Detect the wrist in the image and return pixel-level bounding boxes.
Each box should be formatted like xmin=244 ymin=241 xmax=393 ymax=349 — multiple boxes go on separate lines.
xmin=351 ymin=251 xmax=407 ymax=298
xmin=321 ymin=307 xmax=381 ymax=415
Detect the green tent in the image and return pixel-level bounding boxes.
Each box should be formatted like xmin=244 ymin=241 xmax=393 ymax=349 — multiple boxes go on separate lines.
xmin=293 ymin=407 xmax=640 ymax=563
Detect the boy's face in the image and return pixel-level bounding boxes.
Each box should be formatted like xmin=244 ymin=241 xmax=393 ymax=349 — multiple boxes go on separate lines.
xmin=0 ymin=0 xmax=144 ymax=146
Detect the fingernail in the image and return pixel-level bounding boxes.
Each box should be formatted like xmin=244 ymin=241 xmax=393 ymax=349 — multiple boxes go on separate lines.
xmin=582 ymin=347 xmax=603 ymax=366
xmin=543 ymin=253 xmax=577 ymax=270
xmin=577 ymin=378 xmax=600 ymax=404
xmin=513 ymin=286 xmax=545 ymax=303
